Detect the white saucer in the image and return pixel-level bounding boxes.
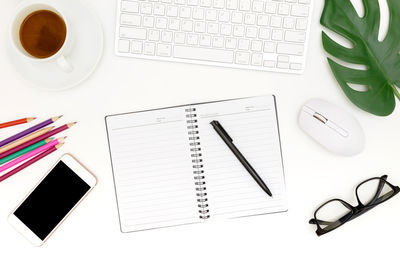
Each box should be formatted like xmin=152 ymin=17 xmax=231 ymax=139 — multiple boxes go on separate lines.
xmin=7 ymin=0 xmax=104 ymax=91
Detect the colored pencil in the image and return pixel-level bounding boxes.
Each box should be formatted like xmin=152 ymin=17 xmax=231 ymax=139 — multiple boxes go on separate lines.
xmin=0 ymin=143 xmax=64 ymax=183
xmin=0 ymin=118 xmax=36 ymax=129
xmin=0 ymin=138 xmax=53 ymax=165
xmin=0 ymin=122 xmax=75 ymax=160
xmin=0 ymin=116 xmax=62 ymax=148
xmin=0 ymin=127 xmax=54 ymax=154
xmin=0 ymin=138 xmax=65 ymax=173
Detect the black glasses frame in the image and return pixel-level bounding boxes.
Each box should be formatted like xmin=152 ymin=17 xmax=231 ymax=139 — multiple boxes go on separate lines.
xmin=309 ymin=175 xmax=400 ymax=236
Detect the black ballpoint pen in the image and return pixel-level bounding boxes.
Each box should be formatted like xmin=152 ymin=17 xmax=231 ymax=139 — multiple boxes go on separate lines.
xmin=210 ymin=120 xmax=273 ymax=197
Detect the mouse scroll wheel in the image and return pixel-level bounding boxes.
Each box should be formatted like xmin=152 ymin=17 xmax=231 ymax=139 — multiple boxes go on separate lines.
xmin=313 ymin=112 xmax=328 ymax=124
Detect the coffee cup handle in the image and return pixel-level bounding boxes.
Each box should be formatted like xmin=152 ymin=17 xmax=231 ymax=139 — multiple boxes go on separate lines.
xmin=57 ymin=55 xmax=73 ymax=73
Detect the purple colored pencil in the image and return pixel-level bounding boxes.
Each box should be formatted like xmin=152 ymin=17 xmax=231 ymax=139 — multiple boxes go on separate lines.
xmin=0 ymin=116 xmax=62 ymax=148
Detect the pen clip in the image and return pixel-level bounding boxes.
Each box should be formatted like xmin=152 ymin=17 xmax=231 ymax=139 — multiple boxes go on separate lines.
xmin=210 ymin=120 xmax=233 ymax=142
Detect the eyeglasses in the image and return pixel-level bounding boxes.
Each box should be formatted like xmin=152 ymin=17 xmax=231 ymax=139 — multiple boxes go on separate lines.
xmin=309 ymin=175 xmax=400 ymax=236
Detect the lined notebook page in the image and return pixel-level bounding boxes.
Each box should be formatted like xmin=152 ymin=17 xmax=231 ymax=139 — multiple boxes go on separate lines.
xmin=106 ymin=107 xmax=201 ymax=232
xmin=194 ymin=96 xmax=287 ymax=219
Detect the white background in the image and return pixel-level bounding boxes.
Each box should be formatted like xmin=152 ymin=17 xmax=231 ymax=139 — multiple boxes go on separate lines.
xmin=1 ymin=0 xmax=399 ymax=266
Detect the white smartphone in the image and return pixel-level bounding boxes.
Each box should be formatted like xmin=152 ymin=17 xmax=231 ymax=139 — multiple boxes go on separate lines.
xmin=8 ymin=154 xmax=97 ymax=246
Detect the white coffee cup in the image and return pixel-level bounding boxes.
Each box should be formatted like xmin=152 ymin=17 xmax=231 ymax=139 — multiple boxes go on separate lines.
xmin=10 ymin=3 xmax=74 ymax=73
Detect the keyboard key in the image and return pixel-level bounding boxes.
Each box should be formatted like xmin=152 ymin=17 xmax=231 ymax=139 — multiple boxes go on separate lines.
xmin=144 ymin=42 xmax=156 ymax=55
xmin=175 ymin=0 xmax=186 ymax=4
xmin=264 ymin=60 xmax=275 ymax=67
xmin=166 ymin=6 xmax=178 ymax=16
xmin=285 ymin=30 xmax=306 ymax=42
xmin=175 ymin=32 xmax=186 ymax=43
xmin=193 ymin=8 xmax=205 ymax=19
xmin=195 ymin=21 xmax=206 ymax=33
xmin=278 ymin=3 xmax=290 ymax=15
xmin=290 ymin=63 xmax=302 ymax=70
xmin=283 ymin=17 xmax=295 ymax=29
xmin=221 ymin=24 xmax=232 ymax=35
xmin=169 ymin=18 xmax=180 ymax=30
xmin=143 ymin=16 xmax=155 ymax=27
xmin=257 ymin=15 xmax=269 ymax=26
xmin=121 ymin=1 xmax=139 ymax=13
xmin=263 ymin=41 xmax=276 ymax=53
xmin=277 ymin=62 xmax=289 ymax=69
xmin=212 ymin=36 xmax=224 ymax=47
xmin=244 ymin=13 xmax=256 ymax=24
xmin=246 ymin=27 xmax=257 ymax=38
xmin=148 ymin=29 xmax=160 ymax=41
xmin=259 ymin=28 xmax=270 ymax=39
xmin=251 ymin=53 xmax=263 ymax=66
xmin=251 ymin=40 xmax=262 ymax=51
xmin=265 ymin=3 xmax=277 ymax=14
xmin=213 ymin=0 xmax=225 ymax=9
xmin=233 ymin=25 xmax=245 ymax=36
xmin=239 ymin=0 xmax=251 ymax=11
xmin=180 ymin=6 xmax=192 ymax=18
xmin=200 ymin=34 xmax=212 ymax=46
xmin=219 ymin=11 xmax=230 ymax=22
xmin=238 ymin=39 xmax=250 ymax=50
xmin=299 ymin=0 xmax=310 ymax=4
xmin=187 ymin=33 xmax=199 ymax=44
xmin=154 ymin=4 xmax=166 ymax=15
xmin=207 ymin=23 xmax=219 ymax=34
xmin=235 ymin=51 xmax=250 ymax=64
xmin=188 ymin=0 xmax=199 ymax=5
xmin=131 ymin=40 xmax=143 ymax=53
xmin=157 ymin=43 xmax=172 ymax=56
xmin=272 ymin=29 xmax=283 ymax=40
xmin=156 ymin=17 xmax=168 ymax=29
xmin=227 ymin=0 xmax=238 ymax=10
xmin=205 ymin=9 xmax=217 ymax=20
xmin=232 ymin=12 xmax=243 ymax=23
xmin=277 ymin=55 xmax=289 ymax=62
xmin=296 ymin=18 xmax=308 ymax=30
xmin=182 ymin=20 xmax=194 ymax=31
xmin=140 ymin=3 xmax=153 ymax=14
xmin=270 ymin=16 xmax=282 ymax=27
xmin=291 ymin=4 xmax=309 ymax=17
xmin=225 ymin=37 xmax=237 ymax=49
xmin=120 ymin=14 xmax=141 ymax=26
xmin=253 ymin=1 xmax=264 ymax=12
xmin=200 ymin=0 xmax=212 ymax=7
xmin=174 ymin=46 xmax=234 ymax=63
xmin=120 ymin=27 xmax=147 ymax=40
xmin=162 ymin=31 xmax=173 ymax=42
xmin=277 ymin=42 xmax=304 ymax=55
xmin=118 ymin=39 xmax=130 ymax=52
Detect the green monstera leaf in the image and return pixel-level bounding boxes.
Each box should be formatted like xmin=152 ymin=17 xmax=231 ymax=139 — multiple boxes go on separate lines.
xmin=321 ymin=0 xmax=400 ymax=116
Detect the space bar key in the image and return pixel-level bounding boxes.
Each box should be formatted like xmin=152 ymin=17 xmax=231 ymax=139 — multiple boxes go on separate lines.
xmin=173 ymin=46 xmax=234 ymax=64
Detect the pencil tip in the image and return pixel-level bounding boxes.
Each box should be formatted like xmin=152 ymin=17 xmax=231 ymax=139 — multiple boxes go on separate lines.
xmin=56 ymin=143 xmax=65 ymax=149
xmin=53 ymin=115 xmax=63 ymax=121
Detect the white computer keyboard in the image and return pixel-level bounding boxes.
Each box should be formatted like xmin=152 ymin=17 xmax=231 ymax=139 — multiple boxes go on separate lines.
xmin=115 ymin=0 xmax=313 ymax=73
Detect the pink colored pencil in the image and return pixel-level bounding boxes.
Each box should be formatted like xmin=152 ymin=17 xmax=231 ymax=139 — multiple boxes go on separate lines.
xmin=0 ymin=138 xmax=65 ymax=173
xmin=0 ymin=122 xmax=75 ymax=160
xmin=0 ymin=144 xmax=64 ymax=183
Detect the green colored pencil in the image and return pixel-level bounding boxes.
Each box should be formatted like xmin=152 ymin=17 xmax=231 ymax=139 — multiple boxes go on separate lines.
xmin=0 ymin=138 xmax=53 ymax=165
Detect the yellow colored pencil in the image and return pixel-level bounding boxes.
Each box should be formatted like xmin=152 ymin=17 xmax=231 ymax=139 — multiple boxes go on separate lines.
xmin=0 ymin=126 xmax=54 ymax=154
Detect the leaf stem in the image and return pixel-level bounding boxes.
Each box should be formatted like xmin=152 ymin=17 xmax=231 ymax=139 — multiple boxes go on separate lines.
xmin=393 ymin=85 xmax=400 ymax=101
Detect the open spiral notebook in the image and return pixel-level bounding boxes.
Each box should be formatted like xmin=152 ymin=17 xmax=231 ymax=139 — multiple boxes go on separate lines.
xmin=106 ymin=95 xmax=287 ymax=232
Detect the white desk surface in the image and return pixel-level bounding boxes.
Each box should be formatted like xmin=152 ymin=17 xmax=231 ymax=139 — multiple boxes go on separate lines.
xmin=1 ymin=0 xmax=399 ymax=266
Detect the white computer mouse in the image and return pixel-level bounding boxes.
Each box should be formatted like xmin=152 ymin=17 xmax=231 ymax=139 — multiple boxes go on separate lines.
xmin=298 ymin=99 xmax=365 ymax=156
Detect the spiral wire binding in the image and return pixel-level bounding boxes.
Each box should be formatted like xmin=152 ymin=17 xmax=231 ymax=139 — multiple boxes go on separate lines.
xmin=185 ymin=107 xmax=210 ymax=219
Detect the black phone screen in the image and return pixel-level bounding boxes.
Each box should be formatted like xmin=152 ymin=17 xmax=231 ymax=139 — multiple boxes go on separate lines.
xmin=14 ymin=161 xmax=90 ymax=240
